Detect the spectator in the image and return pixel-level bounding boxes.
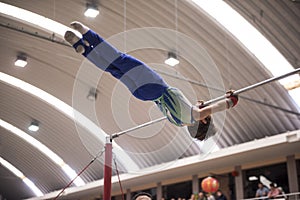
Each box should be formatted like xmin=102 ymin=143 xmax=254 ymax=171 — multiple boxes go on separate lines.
xmin=255 ymin=182 xmax=269 ymax=199
xmin=190 ymin=193 xmax=197 ymax=200
xmin=206 ymin=193 xmax=215 ymax=200
xmin=277 ymin=187 xmax=287 ymax=199
xmin=199 ymin=191 xmax=207 ymax=200
xmin=132 ymin=192 xmax=152 ymax=200
xmin=216 ymin=190 xmax=227 ymax=200
xmin=268 ymin=183 xmax=280 ymax=199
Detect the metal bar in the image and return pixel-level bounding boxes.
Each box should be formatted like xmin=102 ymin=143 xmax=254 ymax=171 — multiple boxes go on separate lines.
xmin=203 ymin=68 xmax=300 ymax=106
xmin=112 ymin=116 xmax=167 ymax=139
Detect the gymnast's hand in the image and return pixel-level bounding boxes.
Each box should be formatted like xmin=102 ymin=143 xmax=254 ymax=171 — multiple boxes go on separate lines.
xmin=226 ymin=90 xmax=239 ymax=108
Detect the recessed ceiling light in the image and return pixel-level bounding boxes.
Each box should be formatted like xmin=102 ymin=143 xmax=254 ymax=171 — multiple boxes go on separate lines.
xmin=164 ymin=52 xmax=179 ymax=67
xmin=15 ymin=55 xmax=27 ymax=67
xmin=87 ymin=87 xmax=98 ymax=101
xmin=28 ymin=120 xmax=39 ymax=132
xmin=84 ymin=3 xmax=99 ymax=18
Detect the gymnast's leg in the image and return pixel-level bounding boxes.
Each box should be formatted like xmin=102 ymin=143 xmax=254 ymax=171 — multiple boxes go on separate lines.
xmin=64 ymin=22 xmax=168 ymax=101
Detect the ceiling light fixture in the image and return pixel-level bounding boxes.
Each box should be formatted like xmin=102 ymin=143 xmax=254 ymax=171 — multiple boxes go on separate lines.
xmin=15 ymin=54 xmax=27 ymax=67
xmin=164 ymin=52 xmax=179 ymax=67
xmin=87 ymin=87 xmax=98 ymax=101
xmin=84 ymin=3 xmax=99 ymax=18
xmin=28 ymin=120 xmax=39 ymax=132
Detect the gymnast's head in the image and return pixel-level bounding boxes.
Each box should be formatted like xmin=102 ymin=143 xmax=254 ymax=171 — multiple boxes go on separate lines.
xmin=132 ymin=192 xmax=152 ymax=200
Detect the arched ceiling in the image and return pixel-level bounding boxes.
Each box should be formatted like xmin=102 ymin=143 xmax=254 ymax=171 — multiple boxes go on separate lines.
xmin=0 ymin=0 xmax=299 ymax=199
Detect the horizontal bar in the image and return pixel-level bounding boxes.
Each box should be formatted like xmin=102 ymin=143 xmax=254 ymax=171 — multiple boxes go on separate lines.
xmin=111 ymin=116 xmax=167 ymax=139
xmin=203 ymin=68 xmax=300 ymax=106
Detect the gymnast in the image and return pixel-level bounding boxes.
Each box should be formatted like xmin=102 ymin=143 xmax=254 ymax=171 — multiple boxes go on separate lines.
xmin=64 ymin=22 xmax=238 ymax=141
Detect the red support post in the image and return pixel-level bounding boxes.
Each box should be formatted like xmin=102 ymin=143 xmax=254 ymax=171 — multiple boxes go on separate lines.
xmin=103 ymin=136 xmax=112 ymax=200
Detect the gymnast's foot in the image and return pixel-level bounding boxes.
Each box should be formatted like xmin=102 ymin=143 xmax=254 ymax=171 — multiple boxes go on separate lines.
xmin=64 ymin=31 xmax=85 ymax=54
xmin=70 ymin=21 xmax=89 ymax=35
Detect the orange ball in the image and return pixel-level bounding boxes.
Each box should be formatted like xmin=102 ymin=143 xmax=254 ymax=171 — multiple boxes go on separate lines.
xmin=201 ymin=177 xmax=219 ymax=193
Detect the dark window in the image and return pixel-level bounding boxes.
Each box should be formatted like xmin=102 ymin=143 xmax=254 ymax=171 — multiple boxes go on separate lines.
xmin=163 ymin=181 xmax=192 ymax=199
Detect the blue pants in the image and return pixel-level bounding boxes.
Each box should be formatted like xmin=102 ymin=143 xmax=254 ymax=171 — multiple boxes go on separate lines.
xmin=73 ymin=30 xmax=169 ymax=101
xmin=73 ymin=30 xmax=194 ymax=126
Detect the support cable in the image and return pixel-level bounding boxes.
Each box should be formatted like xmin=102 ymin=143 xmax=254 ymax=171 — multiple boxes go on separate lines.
xmin=53 ymin=149 xmax=105 ymax=200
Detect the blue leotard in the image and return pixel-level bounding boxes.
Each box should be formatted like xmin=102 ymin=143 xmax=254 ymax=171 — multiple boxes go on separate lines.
xmin=73 ymin=30 xmax=168 ymax=101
